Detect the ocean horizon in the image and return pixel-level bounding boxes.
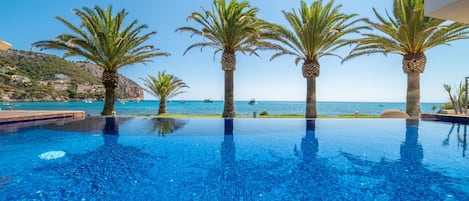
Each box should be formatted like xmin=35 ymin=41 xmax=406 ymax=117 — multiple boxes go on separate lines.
xmin=0 ymin=100 xmax=442 ymax=116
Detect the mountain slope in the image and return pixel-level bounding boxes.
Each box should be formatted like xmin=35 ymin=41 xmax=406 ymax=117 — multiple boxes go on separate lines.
xmin=0 ymin=50 xmax=143 ymax=102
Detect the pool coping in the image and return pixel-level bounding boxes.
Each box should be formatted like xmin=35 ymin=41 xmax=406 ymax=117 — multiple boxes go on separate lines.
xmin=421 ymin=113 xmax=469 ymax=124
xmin=0 ymin=110 xmax=85 ymax=125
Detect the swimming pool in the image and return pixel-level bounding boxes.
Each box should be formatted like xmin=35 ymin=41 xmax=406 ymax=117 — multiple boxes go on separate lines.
xmin=0 ymin=118 xmax=468 ymax=200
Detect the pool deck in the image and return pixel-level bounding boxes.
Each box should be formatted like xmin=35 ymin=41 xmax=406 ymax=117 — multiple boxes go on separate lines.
xmin=0 ymin=110 xmax=85 ymax=125
xmin=421 ymin=113 xmax=469 ymax=123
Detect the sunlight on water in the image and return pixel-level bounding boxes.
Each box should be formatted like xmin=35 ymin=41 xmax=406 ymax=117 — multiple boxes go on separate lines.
xmin=38 ymin=151 xmax=66 ymax=160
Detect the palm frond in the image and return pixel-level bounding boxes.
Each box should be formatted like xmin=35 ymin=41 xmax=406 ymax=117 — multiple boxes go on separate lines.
xmin=347 ymin=0 xmax=469 ymax=62
xmin=141 ymin=72 xmax=189 ymax=101
xmin=177 ymin=0 xmax=270 ymax=59
xmin=267 ymin=0 xmax=367 ymax=67
xmin=32 ymin=5 xmax=168 ymax=71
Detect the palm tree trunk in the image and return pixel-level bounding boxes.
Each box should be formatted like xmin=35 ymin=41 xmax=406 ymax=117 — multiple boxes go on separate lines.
xmin=306 ymin=77 xmax=317 ymax=118
xmin=101 ymin=70 xmax=118 ymax=116
xmin=158 ymin=98 xmax=166 ymax=114
xmin=406 ymin=71 xmax=420 ymax=117
xmin=102 ymin=87 xmax=116 ymax=115
xmin=445 ymin=87 xmax=458 ymax=114
xmin=403 ymin=53 xmax=425 ymax=118
xmin=223 ymin=70 xmax=235 ymax=118
xmin=222 ymin=50 xmax=236 ymax=118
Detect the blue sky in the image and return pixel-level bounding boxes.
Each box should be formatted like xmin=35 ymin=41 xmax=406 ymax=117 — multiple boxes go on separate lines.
xmin=0 ymin=0 xmax=467 ymax=102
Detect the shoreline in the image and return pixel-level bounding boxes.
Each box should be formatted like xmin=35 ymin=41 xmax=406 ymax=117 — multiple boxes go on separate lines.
xmin=1 ymin=100 xmax=444 ymax=104
xmin=132 ymin=113 xmax=380 ymax=118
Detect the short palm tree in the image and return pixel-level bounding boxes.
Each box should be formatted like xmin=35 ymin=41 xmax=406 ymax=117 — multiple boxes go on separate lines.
xmin=141 ymin=71 xmax=188 ymax=114
xmin=33 ymin=5 xmax=169 ymax=115
xmin=268 ymin=0 xmax=367 ymax=118
xmin=345 ymin=0 xmax=469 ymax=117
xmin=176 ymin=0 xmax=268 ymax=118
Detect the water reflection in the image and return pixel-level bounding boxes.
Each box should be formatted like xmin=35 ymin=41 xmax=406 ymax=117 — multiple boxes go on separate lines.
xmin=220 ymin=118 xmax=238 ymax=200
xmin=148 ymin=118 xmax=187 ymax=136
xmin=442 ymin=123 xmax=467 ymax=158
xmin=286 ymin=119 xmax=341 ymax=199
xmin=221 ymin=118 xmax=235 ymax=167
xmin=301 ymin=119 xmax=319 ymax=163
xmin=342 ymin=119 xmax=468 ymax=200
xmin=30 ymin=117 xmax=157 ymax=200
xmin=102 ymin=117 xmax=119 ymax=145
xmin=400 ymin=119 xmax=423 ymax=165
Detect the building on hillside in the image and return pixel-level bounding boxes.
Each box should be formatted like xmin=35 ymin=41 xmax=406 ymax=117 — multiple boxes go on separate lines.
xmin=10 ymin=75 xmax=31 ymax=84
xmin=77 ymin=84 xmax=104 ymax=94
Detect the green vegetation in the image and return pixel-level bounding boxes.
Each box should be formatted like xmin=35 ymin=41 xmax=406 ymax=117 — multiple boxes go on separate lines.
xmin=443 ymin=82 xmax=467 ymax=113
xmin=141 ymin=71 xmax=189 ymax=115
xmin=177 ymin=0 xmax=270 ymax=118
xmin=441 ymin=102 xmax=453 ymax=110
xmin=0 ymin=51 xmax=99 ymax=85
xmin=346 ymin=0 xmax=469 ymax=117
xmin=259 ymin=110 xmax=269 ymax=116
xmin=267 ymin=0 xmax=367 ymax=118
xmin=33 ymin=5 xmax=169 ymax=115
xmin=0 ymin=50 xmax=101 ymax=100
xmin=0 ymin=50 xmax=138 ymax=101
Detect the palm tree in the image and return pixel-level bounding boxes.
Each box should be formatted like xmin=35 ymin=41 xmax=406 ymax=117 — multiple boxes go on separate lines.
xmin=33 ymin=5 xmax=169 ymax=115
xmin=443 ymin=84 xmax=458 ymax=114
xmin=141 ymin=71 xmax=188 ymax=114
xmin=345 ymin=0 xmax=469 ymax=117
xmin=267 ymin=0 xmax=367 ymax=118
xmin=176 ymin=0 xmax=268 ymax=118
xmin=148 ymin=118 xmax=187 ymax=136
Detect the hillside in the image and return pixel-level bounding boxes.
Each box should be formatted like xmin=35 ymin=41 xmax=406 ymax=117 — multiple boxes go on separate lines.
xmin=0 ymin=50 xmax=143 ymax=102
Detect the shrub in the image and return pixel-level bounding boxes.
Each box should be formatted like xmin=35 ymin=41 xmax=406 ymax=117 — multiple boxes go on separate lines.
xmin=259 ymin=110 xmax=269 ymax=116
xmin=441 ymin=102 xmax=453 ymax=109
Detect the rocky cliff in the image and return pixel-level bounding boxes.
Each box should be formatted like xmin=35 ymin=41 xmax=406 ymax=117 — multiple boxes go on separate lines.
xmin=74 ymin=62 xmax=144 ymax=100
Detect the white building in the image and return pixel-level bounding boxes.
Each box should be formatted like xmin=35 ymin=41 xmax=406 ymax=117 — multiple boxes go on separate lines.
xmin=425 ymin=0 xmax=469 ymax=23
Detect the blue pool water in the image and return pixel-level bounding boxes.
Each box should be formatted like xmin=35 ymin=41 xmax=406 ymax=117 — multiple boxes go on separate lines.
xmin=0 ymin=118 xmax=468 ymax=200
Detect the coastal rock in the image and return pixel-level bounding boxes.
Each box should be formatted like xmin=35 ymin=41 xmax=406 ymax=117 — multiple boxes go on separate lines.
xmin=380 ymin=109 xmax=410 ymax=118
xmin=75 ymin=62 xmax=144 ymax=100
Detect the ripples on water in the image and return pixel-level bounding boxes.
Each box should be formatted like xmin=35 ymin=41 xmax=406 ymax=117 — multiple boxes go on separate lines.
xmin=0 ymin=118 xmax=468 ymax=200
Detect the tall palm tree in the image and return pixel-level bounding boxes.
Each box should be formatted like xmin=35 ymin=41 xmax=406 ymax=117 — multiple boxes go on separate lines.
xmin=268 ymin=0 xmax=367 ymax=118
xmin=33 ymin=5 xmax=169 ymax=115
xmin=345 ymin=0 xmax=469 ymax=117
xmin=176 ymin=0 xmax=268 ymax=118
xmin=141 ymin=71 xmax=188 ymax=114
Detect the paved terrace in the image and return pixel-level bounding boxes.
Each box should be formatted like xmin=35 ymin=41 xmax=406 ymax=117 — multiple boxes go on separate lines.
xmin=0 ymin=110 xmax=85 ymax=125
xmin=422 ymin=113 xmax=469 ymax=124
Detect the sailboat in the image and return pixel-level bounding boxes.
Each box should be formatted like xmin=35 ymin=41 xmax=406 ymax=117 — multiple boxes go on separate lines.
xmin=248 ymin=98 xmax=257 ymax=105
xmin=180 ymin=94 xmax=186 ymax=104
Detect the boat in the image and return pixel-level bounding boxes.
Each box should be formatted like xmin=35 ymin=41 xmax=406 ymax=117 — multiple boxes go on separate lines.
xmin=180 ymin=94 xmax=186 ymax=104
xmin=82 ymin=99 xmax=93 ymax=103
xmin=204 ymin=99 xmax=213 ymax=103
xmin=248 ymin=99 xmax=257 ymax=105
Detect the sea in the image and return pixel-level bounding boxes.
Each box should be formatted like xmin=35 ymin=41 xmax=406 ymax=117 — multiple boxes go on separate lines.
xmin=0 ymin=100 xmax=441 ymax=116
